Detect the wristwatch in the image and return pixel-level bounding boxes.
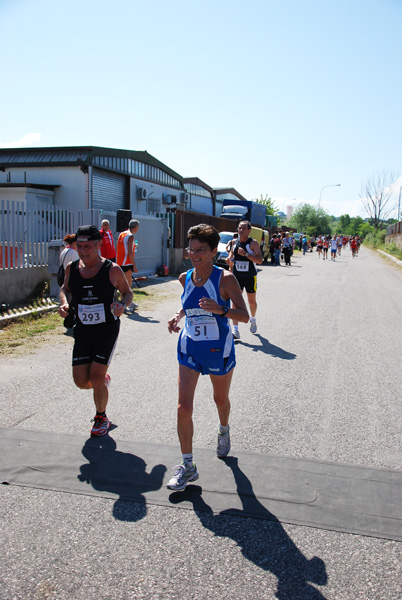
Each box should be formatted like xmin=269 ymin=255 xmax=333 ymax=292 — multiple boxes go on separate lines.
xmin=221 ymin=306 xmax=229 ymax=317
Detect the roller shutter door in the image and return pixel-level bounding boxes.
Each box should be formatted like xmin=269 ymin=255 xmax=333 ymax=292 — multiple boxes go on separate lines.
xmin=92 ymin=169 xmax=126 ymax=211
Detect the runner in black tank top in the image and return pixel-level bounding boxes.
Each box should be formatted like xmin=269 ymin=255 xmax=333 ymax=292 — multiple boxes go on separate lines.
xmin=229 ymin=220 xmax=262 ymax=340
xmin=69 ymin=259 xmax=117 ymax=328
xmin=58 ymin=225 xmax=133 ymax=438
xmin=233 ymin=237 xmax=258 ymax=278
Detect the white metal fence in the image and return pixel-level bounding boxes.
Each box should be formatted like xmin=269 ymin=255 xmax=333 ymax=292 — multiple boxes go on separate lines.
xmin=0 ymin=199 xmax=102 ymax=269
xmin=0 ymin=200 xmax=169 ymax=275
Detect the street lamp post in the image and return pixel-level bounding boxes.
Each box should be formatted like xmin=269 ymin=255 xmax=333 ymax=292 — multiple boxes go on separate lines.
xmin=319 ymin=184 xmax=341 ymax=208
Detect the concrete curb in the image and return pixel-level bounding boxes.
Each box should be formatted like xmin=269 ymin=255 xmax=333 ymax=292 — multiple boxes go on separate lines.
xmin=377 ymin=249 xmax=402 ymax=267
xmin=0 ymin=275 xmax=172 ymax=327
xmin=0 ymin=300 xmax=59 ymax=328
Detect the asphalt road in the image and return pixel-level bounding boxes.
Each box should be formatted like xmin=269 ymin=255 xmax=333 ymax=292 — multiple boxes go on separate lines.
xmin=1 ymin=245 xmax=402 ymax=599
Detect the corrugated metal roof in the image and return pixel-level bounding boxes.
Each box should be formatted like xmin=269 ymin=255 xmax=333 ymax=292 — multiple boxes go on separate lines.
xmin=213 ymin=187 xmax=248 ymax=201
xmin=0 ymin=146 xmax=183 ymax=184
xmin=183 ymin=177 xmax=214 ymax=193
xmin=0 ymin=183 xmax=60 ymax=189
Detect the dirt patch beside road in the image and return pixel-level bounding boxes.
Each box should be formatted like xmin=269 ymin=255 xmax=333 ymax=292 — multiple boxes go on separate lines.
xmin=0 ymin=276 xmax=179 ymax=359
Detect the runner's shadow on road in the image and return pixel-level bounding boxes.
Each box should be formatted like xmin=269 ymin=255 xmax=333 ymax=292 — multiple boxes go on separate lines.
xmin=240 ymin=334 xmax=296 ymax=360
xmin=169 ymin=457 xmax=328 ymax=599
xmin=124 ymin=313 xmax=159 ymax=324
xmin=77 ymin=435 xmax=166 ymax=521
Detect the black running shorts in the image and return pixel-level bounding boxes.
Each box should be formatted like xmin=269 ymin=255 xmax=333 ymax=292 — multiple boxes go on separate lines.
xmin=72 ymin=320 xmax=120 ymax=366
xmin=234 ymin=274 xmax=257 ymax=294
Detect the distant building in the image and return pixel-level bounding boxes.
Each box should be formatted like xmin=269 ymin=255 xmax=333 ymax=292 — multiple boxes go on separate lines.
xmin=213 ymin=187 xmax=248 ymax=217
xmin=286 ymin=205 xmax=294 ymax=220
xmin=183 ymin=177 xmax=214 ymax=216
xmin=183 ymin=180 xmax=249 ymax=217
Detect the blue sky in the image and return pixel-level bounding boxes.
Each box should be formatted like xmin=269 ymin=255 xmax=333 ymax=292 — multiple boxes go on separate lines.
xmin=1 ymin=0 xmax=401 ymax=218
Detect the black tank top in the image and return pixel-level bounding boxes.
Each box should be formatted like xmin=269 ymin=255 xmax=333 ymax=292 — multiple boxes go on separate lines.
xmin=233 ymin=237 xmax=257 ymax=277
xmin=69 ymin=259 xmax=117 ymax=327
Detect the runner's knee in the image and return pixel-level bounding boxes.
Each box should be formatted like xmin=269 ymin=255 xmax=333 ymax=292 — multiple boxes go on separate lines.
xmin=73 ymin=372 xmax=91 ymax=389
xmin=177 ymin=400 xmax=193 ymax=419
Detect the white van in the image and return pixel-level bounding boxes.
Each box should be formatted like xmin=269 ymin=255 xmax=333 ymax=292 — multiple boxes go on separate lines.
xmin=216 ymin=231 xmax=236 ymax=268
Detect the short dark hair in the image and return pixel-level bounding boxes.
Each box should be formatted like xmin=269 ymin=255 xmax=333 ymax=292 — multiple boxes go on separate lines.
xmin=187 ymin=224 xmax=220 ymax=250
xmin=238 ymin=220 xmax=251 ymax=230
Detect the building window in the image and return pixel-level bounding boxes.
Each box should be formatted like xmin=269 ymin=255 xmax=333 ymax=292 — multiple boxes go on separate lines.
xmin=184 ymin=183 xmax=212 ymax=199
xmin=147 ymin=197 xmax=160 ymax=214
xmin=92 ymin=154 xmax=181 ymax=188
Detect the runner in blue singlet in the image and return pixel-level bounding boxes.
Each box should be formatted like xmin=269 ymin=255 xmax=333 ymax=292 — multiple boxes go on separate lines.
xmin=166 ymin=224 xmax=249 ymax=491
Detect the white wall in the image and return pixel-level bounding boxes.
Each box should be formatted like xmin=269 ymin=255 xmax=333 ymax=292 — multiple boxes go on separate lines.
xmin=0 ymin=186 xmax=54 ymax=204
xmin=0 ymin=166 xmax=185 ymax=214
xmin=0 ymin=187 xmax=26 ymax=203
xmin=0 ymin=166 xmax=86 ymax=208
xmin=215 ymin=200 xmax=223 ymax=216
xmin=129 ymin=178 xmax=184 ymax=215
xmin=189 ymin=194 xmax=213 ymax=215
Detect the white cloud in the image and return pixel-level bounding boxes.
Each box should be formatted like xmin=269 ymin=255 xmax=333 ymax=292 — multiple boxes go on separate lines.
xmin=0 ymin=132 xmax=42 ymax=148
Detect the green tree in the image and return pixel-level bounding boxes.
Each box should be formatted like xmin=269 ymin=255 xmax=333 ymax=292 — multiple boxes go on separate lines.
xmin=357 ymin=222 xmax=373 ymax=239
xmin=288 ymin=203 xmax=331 ymax=236
xmin=350 ymin=216 xmax=364 ymax=234
xmin=254 ymin=194 xmax=278 ymax=216
xmin=336 ymin=214 xmax=352 ymax=235
xmin=335 ymin=214 xmax=375 ymax=239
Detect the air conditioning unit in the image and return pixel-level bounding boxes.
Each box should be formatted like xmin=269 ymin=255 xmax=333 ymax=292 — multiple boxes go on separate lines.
xmin=137 ymin=187 xmax=148 ymax=200
xmin=181 ymin=192 xmax=190 ymax=203
xmin=162 ymin=193 xmax=172 ymax=204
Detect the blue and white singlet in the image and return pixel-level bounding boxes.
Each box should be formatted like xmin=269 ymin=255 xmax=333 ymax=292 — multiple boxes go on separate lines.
xmin=178 ymin=266 xmax=234 ymax=361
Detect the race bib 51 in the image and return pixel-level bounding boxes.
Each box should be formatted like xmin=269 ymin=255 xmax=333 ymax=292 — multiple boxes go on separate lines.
xmin=187 ymin=315 xmax=219 ymax=340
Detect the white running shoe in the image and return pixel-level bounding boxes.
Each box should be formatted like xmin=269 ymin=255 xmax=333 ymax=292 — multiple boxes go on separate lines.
xmin=250 ymin=320 xmax=257 ymax=334
xmin=167 ymin=463 xmax=199 ymax=491
xmin=233 ymin=329 xmax=241 ymax=340
xmin=217 ymin=426 xmax=231 ymax=458
xmin=124 ymin=302 xmax=138 ymax=314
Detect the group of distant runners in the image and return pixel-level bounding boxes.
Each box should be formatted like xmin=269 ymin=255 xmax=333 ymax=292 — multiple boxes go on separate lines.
xmin=58 ymin=220 xmax=262 ymax=491
xmin=314 ymin=234 xmax=361 ymax=260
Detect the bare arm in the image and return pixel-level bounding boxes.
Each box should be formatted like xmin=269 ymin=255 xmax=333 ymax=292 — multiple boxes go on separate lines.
xmin=127 ymin=234 xmax=138 ymax=274
xmin=58 ymin=263 xmax=72 ymax=318
xmin=109 ymin=263 xmax=134 ymax=317
xmin=250 ymin=240 xmax=262 ymax=264
xmin=199 ymin=271 xmax=249 ymax=323
xmin=168 ymin=272 xmax=186 ymax=333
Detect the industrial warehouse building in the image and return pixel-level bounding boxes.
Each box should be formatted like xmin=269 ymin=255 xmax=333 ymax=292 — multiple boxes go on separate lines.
xmin=0 ymin=146 xmax=249 ymax=302
xmin=0 ymin=146 xmax=247 ymax=218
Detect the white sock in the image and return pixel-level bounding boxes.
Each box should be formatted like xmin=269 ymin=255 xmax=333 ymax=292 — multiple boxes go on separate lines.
xmin=233 ymin=325 xmax=239 ymax=331
xmin=219 ymin=424 xmax=229 ymax=435
xmin=182 ymin=453 xmax=193 ymax=465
